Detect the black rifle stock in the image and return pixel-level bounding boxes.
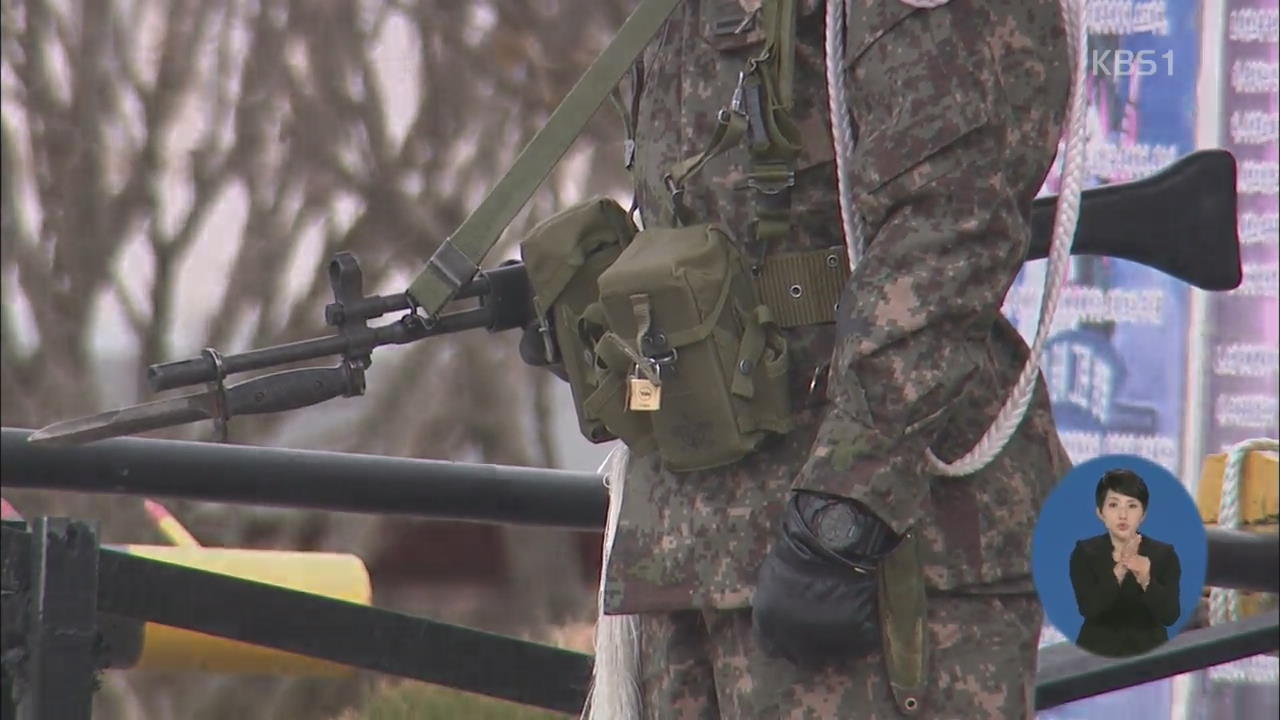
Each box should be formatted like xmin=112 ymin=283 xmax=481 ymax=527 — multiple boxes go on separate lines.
xmin=1027 ymin=149 xmax=1240 ymax=291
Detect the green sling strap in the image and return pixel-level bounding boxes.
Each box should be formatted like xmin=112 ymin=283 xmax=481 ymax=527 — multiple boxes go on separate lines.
xmin=407 ymin=0 xmax=683 ymax=318
xmin=661 ymin=0 xmax=801 ymax=264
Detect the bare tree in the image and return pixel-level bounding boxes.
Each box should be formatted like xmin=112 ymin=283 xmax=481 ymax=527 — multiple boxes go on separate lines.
xmin=2 ymin=0 xmax=631 ymax=717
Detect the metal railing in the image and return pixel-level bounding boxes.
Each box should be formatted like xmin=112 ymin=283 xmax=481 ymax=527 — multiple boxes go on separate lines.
xmin=2 ymin=427 xmax=1276 ymax=717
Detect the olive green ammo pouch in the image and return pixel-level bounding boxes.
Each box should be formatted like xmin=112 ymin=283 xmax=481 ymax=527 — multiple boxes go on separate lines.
xmin=519 ymin=197 xmax=652 ymax=448
xmin=593 ymin=224 xmax=793 ymax=471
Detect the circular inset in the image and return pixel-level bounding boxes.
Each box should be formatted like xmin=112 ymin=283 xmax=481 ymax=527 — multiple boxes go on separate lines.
xmin=1031 ymin=455 xmax=1207 ymax=658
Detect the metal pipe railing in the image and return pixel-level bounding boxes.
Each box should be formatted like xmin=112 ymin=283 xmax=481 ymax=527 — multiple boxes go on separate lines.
xmin=1035 ymin=609 xmax=1279 ymax=709
xmin=3 ymin=521 xmax=1275 ymax=714
xmin=1 ymin=428 xmax=606 ymax=530
xmin=3 ymin=427 xmax=1276 ymax=592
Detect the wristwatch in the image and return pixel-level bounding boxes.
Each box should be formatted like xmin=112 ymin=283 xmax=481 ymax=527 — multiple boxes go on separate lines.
xmin=794 ymin=491 xmax=895 ymax=562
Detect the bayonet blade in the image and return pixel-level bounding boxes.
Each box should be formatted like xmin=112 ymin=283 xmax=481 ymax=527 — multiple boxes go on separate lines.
xmin=27 ymin=393 xmax=216 ymax=446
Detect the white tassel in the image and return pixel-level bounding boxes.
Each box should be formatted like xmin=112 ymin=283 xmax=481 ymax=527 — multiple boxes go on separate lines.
xmin=581 ymin=444 xmax=643 ymax=720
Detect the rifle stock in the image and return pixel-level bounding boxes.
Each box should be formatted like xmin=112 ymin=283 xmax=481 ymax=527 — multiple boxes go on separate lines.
xmin=1028 ymin=149 xmax=1240 ymax=290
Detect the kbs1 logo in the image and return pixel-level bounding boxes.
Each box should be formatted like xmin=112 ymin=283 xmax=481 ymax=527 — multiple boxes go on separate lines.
xmin=1090 ymin=49 xmax=1175 ymax=77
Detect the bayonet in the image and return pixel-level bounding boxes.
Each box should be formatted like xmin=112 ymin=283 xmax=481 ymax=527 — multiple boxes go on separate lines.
xmin=28 ymin=365 xmax=361 ymax=446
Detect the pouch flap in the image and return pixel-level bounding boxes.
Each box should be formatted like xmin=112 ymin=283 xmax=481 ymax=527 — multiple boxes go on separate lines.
xmin=596 ymin=225 xmax=739 ymax=348
xmin=519 ymin=197 xmax=636 ymax=313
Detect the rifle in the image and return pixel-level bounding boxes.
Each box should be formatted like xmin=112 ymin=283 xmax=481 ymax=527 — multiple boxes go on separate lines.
xmin=27 ymin=149 xmax=1240 ymax=446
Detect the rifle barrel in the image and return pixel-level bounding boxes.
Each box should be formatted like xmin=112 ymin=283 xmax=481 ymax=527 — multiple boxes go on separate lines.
xmin=149 ymin=335 xmax=352 ymax=391
xmin=147 ymin=308 xmax=494 ymax=392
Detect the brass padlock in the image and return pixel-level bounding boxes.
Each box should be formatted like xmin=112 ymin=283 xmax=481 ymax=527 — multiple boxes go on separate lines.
xmin=628 ymin=376 xmax=662 ymax=411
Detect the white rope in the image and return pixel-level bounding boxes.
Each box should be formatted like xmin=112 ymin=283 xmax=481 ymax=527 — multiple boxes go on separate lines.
xmin=828 ymin=0 xmax=954 ymax=269
xmin=581 ymin=444 xmax=642 ymax=720
xmin=924 ymin=0 xmax=1088 ymax=476
xmin=827 ymin=0 xmax=864 ymax=269
xmin=826 ymin=0 xmax=1088 ymax=477
xmin=1209 ymin=437 xmax=1279 ymax=626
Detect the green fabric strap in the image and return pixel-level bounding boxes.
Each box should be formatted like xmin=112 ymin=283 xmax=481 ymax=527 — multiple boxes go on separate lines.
xmin=760 ymin=0 xmax=796 ymax=111
xmin=744 ymin=0 xmax=800 ymax=264
xmin=752 ymin=0 xmax=800 ymax=159
xmin=663 ymin=271 xmax=736 ymax=348
xmin=407 ymin=0 xmax=682 ymax=316
xmin=598 ymin=332 xmax=660 ymax=383
xmin=630 ymin=293 xmax=653 ymax=351
xmin=665 ymin=0 xmax=800 ymax=222
xmin=732 ymin=316 xmax=765 ymax=399
xmin=667 ymin=109 xmax=749 ymax=191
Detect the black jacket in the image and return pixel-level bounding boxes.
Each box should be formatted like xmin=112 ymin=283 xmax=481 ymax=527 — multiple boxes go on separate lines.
xmin=1069 ymin=533 xmax=1181 ymax=658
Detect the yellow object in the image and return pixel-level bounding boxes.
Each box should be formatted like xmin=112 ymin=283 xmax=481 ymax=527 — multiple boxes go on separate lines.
xmin=1197 ymin=450 xmax=1279 ymax=525
xmin=143 ymin=499 xmax=202 ymax=547
xmin=119 ymin=545 xmax=372 ymax=676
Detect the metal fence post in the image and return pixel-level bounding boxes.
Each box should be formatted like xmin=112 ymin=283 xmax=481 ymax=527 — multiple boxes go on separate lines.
xmin=17 ymin=518 xmax=100 ymax=720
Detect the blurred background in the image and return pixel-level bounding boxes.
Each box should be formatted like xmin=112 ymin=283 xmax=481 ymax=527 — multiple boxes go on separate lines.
xmin=1 ymin=1 xmax=627 ymax=717
xmin=1 ymin=0 xmax=1276 ymax=718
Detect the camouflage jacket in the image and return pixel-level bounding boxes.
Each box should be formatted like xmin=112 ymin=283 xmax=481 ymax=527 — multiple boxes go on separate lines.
xmin=604 ymin=0 xmax=1073 ymax=614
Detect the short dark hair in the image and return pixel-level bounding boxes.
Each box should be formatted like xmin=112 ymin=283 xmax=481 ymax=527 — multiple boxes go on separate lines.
xmin=1095 ymin=469 xmax=1149 ymax=511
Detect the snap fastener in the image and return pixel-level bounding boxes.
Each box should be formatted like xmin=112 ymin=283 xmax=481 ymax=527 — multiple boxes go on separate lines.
xmin=826 ymin=253 xmax=840 ymax=268
xmin=789 ymin=284 xmax=803 ymax=298
xmin=738 ymin=359 xmax=753 ymax=374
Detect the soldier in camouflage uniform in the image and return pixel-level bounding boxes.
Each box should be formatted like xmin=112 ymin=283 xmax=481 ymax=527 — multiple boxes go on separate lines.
xmin=593 ymin=0 xmax=1073 ymax=716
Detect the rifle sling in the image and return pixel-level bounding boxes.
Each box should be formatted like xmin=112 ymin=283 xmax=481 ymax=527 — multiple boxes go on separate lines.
xmin=407 ymin=0 xmax=683 ymax=316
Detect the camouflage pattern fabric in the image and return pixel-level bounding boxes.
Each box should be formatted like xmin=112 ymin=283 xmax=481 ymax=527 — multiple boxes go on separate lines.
xmin=604 ymin=0 xmax=1073 ymax=614
xmin=635 ymin=592 xmax=1043 ymax=719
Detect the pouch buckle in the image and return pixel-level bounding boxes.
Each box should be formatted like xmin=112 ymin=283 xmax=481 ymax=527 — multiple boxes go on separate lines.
xmin=650 ymin=349 xmax=678 ymax=380
xmin=730 ymin=70 xmax=751 ymax=116
xmin=746 ymin=170 xmax=795 ymax=213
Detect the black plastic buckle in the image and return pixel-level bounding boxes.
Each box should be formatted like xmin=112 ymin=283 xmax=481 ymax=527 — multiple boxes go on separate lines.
xmin=746 ymin=172 xmax=796 ymax=214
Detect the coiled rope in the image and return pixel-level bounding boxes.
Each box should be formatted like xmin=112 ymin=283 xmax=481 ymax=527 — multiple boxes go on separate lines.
xmin=1209 ymin=437 xmax=1279 ymax=625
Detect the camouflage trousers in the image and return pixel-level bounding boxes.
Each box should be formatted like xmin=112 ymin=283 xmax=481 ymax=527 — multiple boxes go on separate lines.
xmin=636 ymin=592 xmax=1042 ymax=719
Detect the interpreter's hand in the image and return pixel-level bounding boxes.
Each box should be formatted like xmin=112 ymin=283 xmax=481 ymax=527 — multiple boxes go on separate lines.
xmin=752 ymin=491 xmax=899 ymax=666
xmin=1110 ymin=535 xmax=1144 ymax=586
xmin=1121 ymin=552 xmax=1152 ymax=589
xmin=1113 ymin=561 xmax=1129 ymax=585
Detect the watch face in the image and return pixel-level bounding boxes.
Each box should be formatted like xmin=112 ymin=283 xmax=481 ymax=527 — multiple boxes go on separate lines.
xmin=815 ymin=502 xmax=859 ymax=547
